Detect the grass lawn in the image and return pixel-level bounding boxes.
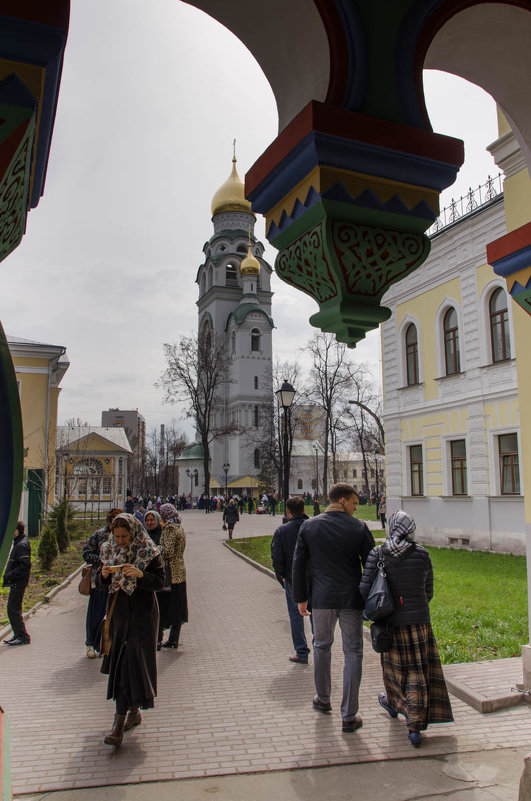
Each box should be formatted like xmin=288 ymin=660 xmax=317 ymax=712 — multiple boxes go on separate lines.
xmin=303 ymin=503 xmax=378 ymax=521
xmin=228 ymin=536 xmax=528 ymax=664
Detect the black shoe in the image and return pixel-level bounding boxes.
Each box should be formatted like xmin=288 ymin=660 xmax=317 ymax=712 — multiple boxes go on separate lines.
xmin=313 ymin=696 xmax=332 ymax=713
xmin=3 ymin=638 xmax=16 ymax=644
xmin=342 ymin=715 xmax=363 ymax=733
xmin=289 ymin=655 xmax=308 ymax=664
xmin=6 ymin=638 xmax=30 ymax=646
xmin=161 ymin=641 xmax=177 ymax=649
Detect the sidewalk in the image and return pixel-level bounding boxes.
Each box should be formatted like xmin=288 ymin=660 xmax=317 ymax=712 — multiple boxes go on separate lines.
xmin=0 ymin=510 xmax=529 ymax=799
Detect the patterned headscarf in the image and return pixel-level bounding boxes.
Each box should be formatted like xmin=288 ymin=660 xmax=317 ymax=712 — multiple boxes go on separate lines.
xmin=100 ymin=513 xmax=160 ymax=595
xmin=386 ymin=510 xmax=416 ymax=557
xmin=160 ymin=503 xmax=181 ymax=524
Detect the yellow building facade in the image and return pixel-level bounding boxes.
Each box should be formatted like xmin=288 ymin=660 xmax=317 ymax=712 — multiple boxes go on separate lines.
xmin=55 ymin=426 xmax=132 ymax=515
xmin=7 ymin=336 xmax=69 ymax=536
xmin=382 ymin=184 xmax=524 ymax=553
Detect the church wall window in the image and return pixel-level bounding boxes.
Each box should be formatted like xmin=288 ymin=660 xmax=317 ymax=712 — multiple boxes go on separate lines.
xmin=200 ymin=273 xmax=206 ymax=295
xmin=251 ymin=328 xmax=261 ymax=352
xmin=490 ymin=287 xmax=511 ymax=362
xmin=226 ymin=263 xmax=238 ymax=286
xmin=237 ymin=244 xmax=247 ymax=253
xmin=254 ymin=376 xmax=258 ymax=389
xmin=405 ymin=323 xmax=419 ymax=385
xmin=254 ymin=449 xmax=260 ymax=469
xmin=297 ymin=479 xmax=303 ymax=489
xmin=254 ymin=405 xmax=259 ymax=427
xmin=231 ymin=330 xmax=236 ymax=354
xmin=208 ymin=265 xmax=213 ymax=290
xmin=443 ymin=307 xmax=460 ymax=375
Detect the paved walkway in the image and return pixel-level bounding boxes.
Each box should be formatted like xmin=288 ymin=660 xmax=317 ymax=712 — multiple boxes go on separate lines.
xmin=1 ymin=510 xmax=530 ymax=797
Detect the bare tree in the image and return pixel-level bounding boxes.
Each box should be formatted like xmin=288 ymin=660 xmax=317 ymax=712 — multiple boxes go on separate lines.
xmin=302 ymin=333 xmax=360 ymax=499
xmin=346 ymin=373 xmax=384 ymax=500
xmin=158 ymin=331 xmax=234 ymax=495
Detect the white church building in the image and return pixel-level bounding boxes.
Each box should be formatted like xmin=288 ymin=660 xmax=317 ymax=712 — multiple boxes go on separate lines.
xmin=177 ymin=154 xmax=274 ymax=499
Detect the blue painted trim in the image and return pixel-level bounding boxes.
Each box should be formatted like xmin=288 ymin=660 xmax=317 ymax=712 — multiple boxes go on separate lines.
xmin=510 ymin=278 xmax=531 ymax=298
xmin=248 ymin=130 xmax=458 ymax=214
xmin=491 ymin=245 xmax=531 ymax=277
xmin=0 ymin=15 xmax=68 ymax=208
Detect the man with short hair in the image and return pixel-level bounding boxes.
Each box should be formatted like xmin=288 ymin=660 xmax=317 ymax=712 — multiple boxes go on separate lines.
xmin=3 ymin=520 xmax=32 ymax=646
xmin=271 ymin=496 xmax=310 ymax=664
xmin=292 ymin=483 xmax=375 ymax=732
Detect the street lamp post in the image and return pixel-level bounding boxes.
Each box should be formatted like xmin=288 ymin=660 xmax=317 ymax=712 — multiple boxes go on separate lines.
xmin=313 ymin=443 xmax=319 ymax=498
xmin=275 ymin=380 xmax=296 ymax=514
xmin=223 ymin=462 xmax=230 ymax=500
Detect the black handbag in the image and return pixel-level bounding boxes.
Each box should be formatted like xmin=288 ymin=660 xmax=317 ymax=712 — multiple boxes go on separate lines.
xmin=370 ymin=621 xmax=393 ymax=653
xmin=363 ymin=547 xmax=394 ymax=621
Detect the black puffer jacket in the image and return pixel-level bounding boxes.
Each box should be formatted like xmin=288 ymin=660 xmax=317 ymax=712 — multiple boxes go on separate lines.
xmin=3 ymin=533 xmax=31 ymax=588
xmin=359 ymin=542 xmax=433 ymax=626
xmin=223 ymin=504 xmax=239 ymax=527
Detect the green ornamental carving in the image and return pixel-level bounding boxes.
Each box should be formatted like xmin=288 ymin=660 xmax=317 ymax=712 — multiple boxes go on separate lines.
xmin=332 ymin=220 xmax=430 ymax=296
xmin=0 ymin=120 xmax=35 ymax=263
xmin=275 ymin=222 xmax=338 ymax=304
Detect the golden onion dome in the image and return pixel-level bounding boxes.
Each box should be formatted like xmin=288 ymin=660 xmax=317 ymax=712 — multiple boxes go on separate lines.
xmin=240 ymin=243 xmax=260 ymax=275
xmin=211 ymin=155 xmax=252 ymax=217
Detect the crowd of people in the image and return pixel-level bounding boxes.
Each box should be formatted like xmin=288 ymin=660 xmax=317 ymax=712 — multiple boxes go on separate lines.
xmin=2 ymin=483 xmax=451 ymax=751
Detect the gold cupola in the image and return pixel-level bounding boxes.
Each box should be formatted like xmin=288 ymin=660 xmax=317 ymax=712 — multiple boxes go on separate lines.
xmin=211 ymin=142 xmax=253 ymax=217
xmin=240 ymin=242 xmax=260 ymax=276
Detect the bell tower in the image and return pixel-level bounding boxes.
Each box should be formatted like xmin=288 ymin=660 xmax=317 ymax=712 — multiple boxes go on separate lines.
xmin=196 ymin=148 xmax=274 ymax=492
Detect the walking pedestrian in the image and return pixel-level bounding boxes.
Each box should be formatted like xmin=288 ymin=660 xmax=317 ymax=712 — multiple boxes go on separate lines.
xmin=271 ymin=496 xmax=310 ymax=664
xmin=3 ymin=521 xmax=31 ymax=646
xmin=157 ymin=503 xmax=188 ymax=649
xmin=98 ymin=513 xmax=164 ymax=747
xmin=379 ymin=495 xmax=387 ymax=530
xmin=222 ymin=499 xmax=239 ymax=539
xmin=292 ymin=484 xmax=375 ymax=732
xmin=359 ymin=510 xmax=453 ymax=747
xmin=82 ymin=508 xmax=122 ymax=658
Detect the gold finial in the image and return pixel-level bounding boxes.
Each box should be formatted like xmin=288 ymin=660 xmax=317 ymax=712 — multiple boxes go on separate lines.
xmin=241 ymin=226 xmax=260 ymax=276
xmin=233 ymin=138 xmax=236 ymax=163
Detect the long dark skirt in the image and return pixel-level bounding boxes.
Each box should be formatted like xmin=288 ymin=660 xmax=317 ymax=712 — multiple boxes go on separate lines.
xmin=381 ymin=622 xmax=453 ymax=732
xmin=85 ymin=588 xmax=108 ymax=648
xmin=158 ymin=581 xmax=188 ymax=629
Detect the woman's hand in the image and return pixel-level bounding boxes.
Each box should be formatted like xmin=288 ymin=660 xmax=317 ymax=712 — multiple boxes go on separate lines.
xmin=101 ymin=565 xmax=111 ymax=578
xmin=121 ymin=563 xmax=143 ymax=579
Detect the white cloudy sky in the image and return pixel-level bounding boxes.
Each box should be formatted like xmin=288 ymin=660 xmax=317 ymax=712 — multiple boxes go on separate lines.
xmin=0 ymin=0 xmax=499 ymax=439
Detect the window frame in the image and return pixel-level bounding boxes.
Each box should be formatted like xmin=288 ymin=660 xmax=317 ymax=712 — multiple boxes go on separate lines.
xmin=489 ymin=287 xmax=511 ymax=363
xmin=498 ymin=432 xmax=520 ymax=495
xmin=443 ymin=307 xmax=460 ymax=375
xmin=409 ymin=444 xmax=424 ymax=496
xmin=405 ymin=323 xmax=419 ymax=386
xmin=450 ymin=439 xmax=467 ymax=496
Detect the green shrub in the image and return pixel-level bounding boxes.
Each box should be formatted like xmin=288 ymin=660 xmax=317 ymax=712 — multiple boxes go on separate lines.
xmin=48 ymin=499 xmax=74 ymax=552
xmin=38 ymin=526 xmax=58 ymax=570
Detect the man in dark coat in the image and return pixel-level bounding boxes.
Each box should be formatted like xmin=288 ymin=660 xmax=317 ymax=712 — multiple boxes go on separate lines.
xmin=292 ymin=484 xmax=375 ymax=733
xmin=3 ymin=520 xmax=31 ymax=646
xmin=271 ymin=496 xmax=310 ymax=664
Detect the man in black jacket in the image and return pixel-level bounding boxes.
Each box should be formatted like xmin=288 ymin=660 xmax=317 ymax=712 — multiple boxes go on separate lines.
xmin=271 ymin=496 xmax=310 ymax=664
xmin=3 ymin=520 xmax=32 ymax=646
xmin=292 ymin=484 xmax=375 ymax=732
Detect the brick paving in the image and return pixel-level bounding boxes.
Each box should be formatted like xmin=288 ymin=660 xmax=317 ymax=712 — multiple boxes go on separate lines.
xmin=1 ymin=510 xmax=530 ymax=795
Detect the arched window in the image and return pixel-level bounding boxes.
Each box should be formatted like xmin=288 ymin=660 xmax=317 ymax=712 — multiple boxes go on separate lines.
xmin=490 ymin=287 xmax=511 ymax=362
xmin=405 ymin=323 xmax=419 ymax=385
xmin=254 ymin=376 xmax=258 ymax=389
xmin=443 ymin=307 xmax=460 ymax=375
xmin=254 ymin=406 xmax=259 ymax=428
xmin=251 ymin=328 xmax=260 ymax=352
xmin=254 ymin=449 xmax=260 ymax=469
xmin=297 ymin=479 xmax=303 ymax=489
xmin=226 ymin=263 xmax=238 ymax=285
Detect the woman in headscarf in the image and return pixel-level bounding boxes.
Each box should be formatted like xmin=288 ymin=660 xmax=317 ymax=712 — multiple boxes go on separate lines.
xmin=359 ymin=510 xmax=453 ymax=747
xmin=82 ymin=508 xmax=122 ymax=658
xmin=143 ymin=510 xmax=162 ymax=545
xmin=98 ymin=513 xmax=164 ymax=747
xmin=158 ymin=503 xmax=188 ymax=649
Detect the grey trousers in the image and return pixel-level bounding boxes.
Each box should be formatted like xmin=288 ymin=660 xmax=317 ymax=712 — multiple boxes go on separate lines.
xmin=312 ymin=608 xmax=363 ymax=722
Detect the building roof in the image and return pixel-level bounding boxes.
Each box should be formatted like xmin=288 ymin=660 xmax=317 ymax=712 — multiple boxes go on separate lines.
xmin=56 ymin=426 xmax=132 ymax=453
xmin=177 ymin=443 xmax=205 ymax=461
xmin=291 ymin=439 xmax=325 ymax=457
xmin=211 ymin=156 xmax=253 ymax=217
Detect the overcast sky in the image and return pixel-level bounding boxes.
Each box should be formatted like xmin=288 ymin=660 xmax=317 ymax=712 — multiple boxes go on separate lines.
xmin=0 ymin=0 xmax=499 ymax=441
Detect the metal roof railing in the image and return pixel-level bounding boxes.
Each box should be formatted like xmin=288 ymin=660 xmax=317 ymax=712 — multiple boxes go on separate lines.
xmin=427 ymin=172 xmax=504 ymax=238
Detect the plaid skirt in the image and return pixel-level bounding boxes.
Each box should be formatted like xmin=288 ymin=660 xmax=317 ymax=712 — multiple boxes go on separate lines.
xmin=381 ymin=623 xmax=453 ymax=732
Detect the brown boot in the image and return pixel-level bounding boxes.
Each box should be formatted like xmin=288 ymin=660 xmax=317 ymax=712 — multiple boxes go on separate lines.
xmin=124 ymin=708 xmax=142 ymax=731
xmin=104 ymin=713 xmax=126 ymax=746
